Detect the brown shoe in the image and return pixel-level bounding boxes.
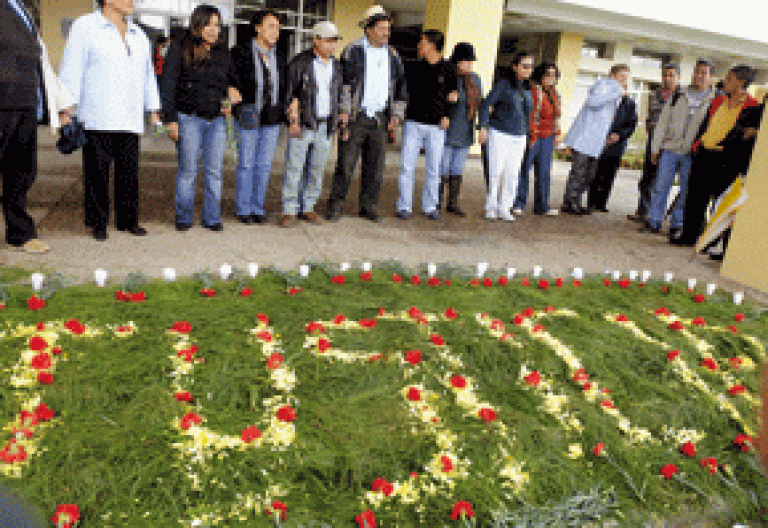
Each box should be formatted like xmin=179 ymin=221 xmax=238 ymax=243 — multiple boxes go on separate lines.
xmin=299 ymin=211 xmax=323 ymax=225
xmin=279 ymin=215 xmax=297 ymax=228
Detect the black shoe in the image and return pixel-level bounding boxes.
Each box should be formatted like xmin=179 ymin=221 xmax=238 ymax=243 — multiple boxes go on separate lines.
xmin=117 ymin=225 xmax=148 ymax=236
xmin=670 ymin=237 xmax=694 ymax=247
xmin=236 ymin=215 xmax=254 ymax=225
xmin=639 ymin=222 xmax=660 ymax=234
xmin=446 ymin=206 xmax=466 ymax=217
xmin=175 ymin=222 xmax=192 ymax=232
xmin=92 ymin=227 xmax=107 ymax=241
xmin=359 ymin=209 xmax=381 ymax=223
xmin=573 ymin=206 xmax=591 ymax=216
xmin=425 ymin=210 xmax=441 ymax=221
xmin=251 ymin=214 xmax=267 ymax=224
xmin=593 ymin=206 xmax=609 ymax=213
xmin=709 ymin=252 xmax=725 ymax=261
xmin=325 ymin=208 xmax=342 ymax=222
xmin=627 ymin=213 xmax=646 ymax=223
xmin=396 ymin=210 xmax=411 ymax=220
xmin=204 ymin=223 xmax=224 ymax=232
xmin=668 ymin=227 xmax=682 ymax=240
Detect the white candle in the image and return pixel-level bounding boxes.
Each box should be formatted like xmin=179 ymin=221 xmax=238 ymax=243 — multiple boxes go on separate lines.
xmin=532 ymin=265 xmax=542 ymax=278
xmin=340 ymin=262 xmax=350 ymax=272
xmin=93 ymin=269 xmax=108 ymax=287
xmin=30 ymin=273 xmax=44 ymax=292
xmin=247 ymin=263 xmax=259 ymax=278
xmin=687 ymin=278 xmax=697 ymax=290
xmin=476 ymin=262 xmax=488 ymax=278
xmin=629 ymin=270 xmax=638 ymax=281
xmin=605 ymin=269 xmax=613 ymax=276
xmin=706 ymin=283 xmax=716 ymax=295
xmin=427 ymin=263 xmax=437 ymax=277
xmin=362 ymin=261 xmax=372 ymax=272
xmin=219 ymin=264 xmax=232 ymax=280
xmin=612 ymin=270 xmax=621 ymax=281
xmin=162 ymin=267 xmax=176 ymax=281
xmin=733 ymin=292 xmax=744 ymax=305
xmin=506 ymin=267 xmax=516 ymax=279
xmin=572 ymin=268 xmax=583 ymax=280
xmin=299 ymin=264 xmax=310 ymax=278
xmin=641 ymin=270 xmax=651 ymax=282
xmin=664 ymin=272 xmax=674 ymax=283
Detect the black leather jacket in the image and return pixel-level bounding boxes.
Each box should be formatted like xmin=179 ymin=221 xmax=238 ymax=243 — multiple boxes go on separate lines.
xmin=285 ymin=49 xmax=343 ymax=135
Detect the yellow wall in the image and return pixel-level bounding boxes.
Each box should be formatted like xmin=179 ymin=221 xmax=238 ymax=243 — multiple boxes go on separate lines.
xmin=554 ymin=31 xmax=584 ymax=134
xmin=40 ymin=0 xmax=92 ymax=69
xmin=332 ymin=0 xmax=371 ymax=54
xmin=720 ymin=103 xmax=768 ymax=294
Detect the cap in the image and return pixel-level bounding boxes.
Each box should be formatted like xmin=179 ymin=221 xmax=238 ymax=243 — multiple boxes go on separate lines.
xmin=313 ymin=20 xmax=340 ymax=39
xmin=450 ymin=42 xmax=477 ymax=63
xmin=359 ymin=5 xmax=390 ymax=28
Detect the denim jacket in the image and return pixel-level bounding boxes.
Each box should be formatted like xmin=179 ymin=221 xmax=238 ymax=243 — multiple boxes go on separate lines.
xmin=479 ymin=78 xmax=532 ymax=137
xmin=445 ymin=72 xmax=482 ymax=148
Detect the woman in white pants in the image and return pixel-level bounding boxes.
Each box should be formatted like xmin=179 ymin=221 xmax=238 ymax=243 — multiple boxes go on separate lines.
xmin=478 ymin=53 xmax=534 ymax=221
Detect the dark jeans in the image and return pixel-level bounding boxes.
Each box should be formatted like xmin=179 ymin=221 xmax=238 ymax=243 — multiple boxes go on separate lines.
xmin=327 ymin=113 xmax=387 ymax=213
xmin=587 ymin=154 xmax=622 ymax=210
xmin=0 ymin=109 xmax=37 ymax=245
xmin=635 ymin=142 xmax=657 ymax=216
xmin=82 ymin=131 xmax=140 ymax=230
xmin=514 ymin=135 xmax=555 ymax=213
xmin=678 ymin=148 xmax=732 ymax=244
xmin=562 ymin=150 xmax=598 ymax=208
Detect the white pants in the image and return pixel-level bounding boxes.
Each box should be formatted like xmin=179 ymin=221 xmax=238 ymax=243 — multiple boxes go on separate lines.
xmin=486 ymin=129 xmax=527 ymax=217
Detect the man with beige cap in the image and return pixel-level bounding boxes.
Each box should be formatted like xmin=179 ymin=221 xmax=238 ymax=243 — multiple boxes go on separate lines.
xmin=325 ymin=5 xmax=407 ymax=223
xmin=281 ymin=21 xmax=344 ymax=227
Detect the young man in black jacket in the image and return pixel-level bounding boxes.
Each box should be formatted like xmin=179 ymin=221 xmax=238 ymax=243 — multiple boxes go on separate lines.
xmin=230 ymin=9 xmax=288 ymax=224
xmin=280 ymin=21 xmax=344 ymax=227
xmin=325 ymin=5 xmax=407 ymax=223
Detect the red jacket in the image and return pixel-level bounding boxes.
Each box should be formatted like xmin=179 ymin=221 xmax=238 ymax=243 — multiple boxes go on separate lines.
xmin=692 ymin=93 xmax=759 ymax=151
xmin=528 ymin=85 xmax=561 ymax=143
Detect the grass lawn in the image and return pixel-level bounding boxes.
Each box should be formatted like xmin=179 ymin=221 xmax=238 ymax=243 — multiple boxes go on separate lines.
xmin=0 ymin=264 xmax=766 ymax=527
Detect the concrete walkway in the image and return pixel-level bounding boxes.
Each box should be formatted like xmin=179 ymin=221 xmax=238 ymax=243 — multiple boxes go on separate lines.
xmin=2 ymin=127 xmax=763 ymax=304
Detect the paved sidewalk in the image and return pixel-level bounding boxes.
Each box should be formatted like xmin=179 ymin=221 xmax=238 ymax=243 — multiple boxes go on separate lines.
xmin=2 ymin=127 xmax=763 ymax=304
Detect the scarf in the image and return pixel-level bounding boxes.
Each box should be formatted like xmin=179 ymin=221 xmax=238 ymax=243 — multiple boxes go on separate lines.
xmin=463 ymin=73 xmax=480 ymax=121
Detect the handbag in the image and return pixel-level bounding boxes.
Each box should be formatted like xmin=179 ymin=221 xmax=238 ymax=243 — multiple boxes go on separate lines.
xmin=235 ymin=104 xmax=259 ymax=130
xmin=56 ymin=116 xmax=87 ymax=155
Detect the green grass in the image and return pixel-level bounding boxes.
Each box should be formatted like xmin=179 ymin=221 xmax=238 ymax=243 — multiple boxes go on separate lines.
xmin=0 ymin=266 xmax=766 ymax=527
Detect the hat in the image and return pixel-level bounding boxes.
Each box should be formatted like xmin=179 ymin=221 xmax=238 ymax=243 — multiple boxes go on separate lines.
xmin=450 ymin=42 xmax=476 ymax=62
xmin=359 ymin=5 xmax=390 ymax=28
xmin=313 ymin=20 xmax=340 ymax=39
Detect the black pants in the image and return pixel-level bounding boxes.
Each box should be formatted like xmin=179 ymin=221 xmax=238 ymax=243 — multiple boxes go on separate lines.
xmin=0 ymin=109 xmax=37 ymax=246
xmin=482 ymin=143 xmax=489 ymax=191
xmin=587 ymin=154 xmax=622 ymax=210
xmin=327 ymin=113 xmax=387 ymax=213
xmin=635 ymin=142 xmax=657 ymax=216
xmin=82 ymin=131 xmax=140 ymax=230
xmin=679 ymin=148 xmax=732 ymax=244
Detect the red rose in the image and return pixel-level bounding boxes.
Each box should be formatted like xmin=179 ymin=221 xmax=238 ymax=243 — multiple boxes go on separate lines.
xmin=600 ymin=400 xmax=615 ymax=409
xmin=450 ymin=501 xmax=474 ymax=520
xmin=378 ymin=307 xmax=386 ymax=316
xmin=18 ymin=411 xmax=37 ymax=426
xmin=358 ymin=319 xmax=377 ymax=328
xmin=573 ymin=280 xmax=582 ymax=288
xmin=28 ymin=336 xmax=48 ymax=351
xmin=655 ymin=307 xmax=670 ymax=316
xmin=407 ymin=306 xmax=423 ymax=319
xmin=545 ymin=305 xmax=556 ymax=313
xmin=483 ymin=277 xmax=493 ymax=287
xmin=34 ymin=403 xmax=54 ymax=421
xmin=680 ymin=442 xmax=697 ymax=457
xmin=115 ymin=290 xmax=126 ymax=301
xmin=177 ymin=346 xmax=198 ymax=362
xmin=525 ymin=371 xmax=541 ymax=386
xmin=317 ymin=338 xmax=331 ymax=352
xmin=669 ymin=321 xmax=684 ymax=331
xmin=478 ymin=407 xmax=497 ymax=423
xmin=201 ymin=288 xmax=216 ymax=297
xmin=170 ymin=321 xmax=192 ymax=333
xmin=556 ymin=278 xmax=564 ymax=287
xmin=64 ymin=319 xmax=86 ymax=334
xmin=305 ymin=322 xmax=326 ymax=334
xmin=512 ymin=314 xmax=524 ymax=325
xmin=356 ymin=509 xmax=376 ymax=528
xmin=333 ymin=314 xmax=346 ymax=324
xmin=51 ymin=347 xmax=62 ymax=355
xmin=174 ymin=391 xmax=194 ymax=403
xmin=500 ymin=332 xmax=514 ymax=341
xmin=240 ymin=287 xmax=253 ymax=297
xmin=440 ymin=455 xmax=453 ymax=472
xmin=700 ymin=457 xmax=718 ymax=474
xmin=36 ymin=322 xmax=44 ymax=330
xmin=734 ymin=313 xmax=745 ymax=322
xmin=287 ymin=287 xmax=301 ymax=295
xmin=266 ymin=500 xmax=288 ymax=520
xmin=428 ymin=276 xmax=440 ymax=286
xmin=360 ymin=271 xmax=373 ymax=282
xmin=693 ymin=294 xmax=706 ymax=303
xmin=661 ymin=464 xmax=679 ymax=480
xmin=666 ymin=350 xmax=681 ymax=361
xmin=445 ymin=307 xmax=458 ymax=319
xmin=618 ymin=279 xmax=631 ymax=289
xmin=592 ymin=443 xmax=605 ymax=457
xmin=445 ymin=280 xmax=452 ymax=286
xmin=256 ymin=331 xmax=273 ymax=342
xmin=583 ymin=382 xmax=593 ymax=391
xmin=538 ymin=279 xmax=549 ymax=290
xmin=372 ymin=477 xmax=393 ymax=496
xmin=27 ymin=296 xmax=45 ymax=311
xmin=332 ymin=275 xmax=345 ymax=285
xmin=276 ymin=405 xmax=296 ymax=422
xmin=728 ymin=385 xmax=746 ymax=396
xmin=520 ymin=278 xmax=529 ymax=286
xmin=0 ymin=441 xmax=27 ymax=463
xmin=573 ymin=369 xmax=590 ymax=383
xmin=430 ymin=334 xmax=445 ymax=346
xmin=604 ymin=279 xmax=611 ymax=287
xmin=257 ymin=313 xmax=269 ymax=325
xmin=405 ymin=350 xmax=422 ymax=365
xmin=602 ymin=388 xmax=611 ymax=394
xmin=391 ymin=274 xmax=402 ymax=283
xmin=729 ymin=357 xmax=743 ymax=368
xmin=368 ymin=354 xmax=382 ymax=362
xmin=734 ymin=434 xmax=752 ymax=451
xmin=700 ymin=358 xmax=718 ymax=371
xmin=692 ymin=316 xmax=707 ymax=326
xmin=410 ymin=275 xmax=421 ymax=285
xmin=661 ymin=286 xmax=668 ymax=292
xmin=523 ymin=308 xmax=535 ymax=317
xmin=179 ymin=413 xmax=203 ymax=430
xmin=11 ymin=427 xmax=33 ymax=438
xmin=129 ymin=292 xmax=147 ymax=302
xmin=469 ymin=278 xmax=480 ymax=286
xmin=532 ymin=324 xmax=545 ymax=333
xmin=727 ymin=325 xmax=739 ymax=334
xmin=37 ymin=372 xmax=53 ymax=385
xmin=498 ymin=276 xmax=509 ymax=286
xmin=409 ymin=472 xmax=417 ymax=478
xmin=406 ymin=387 xmax=421 ymax=401
xmin=490 ymin=319 xmax=504 ymax=331
xmin=241 ymin=426 xmax=261 ymax=444
xmin=450 ymin=375 xmax=467 ymax=389
xmin=616 ymin=314 xmax=628 ymax=322
xmin=50 ymin=504 xmax=80 ymax=528
xmin=267 ymin=353 xmax=284 ymax=369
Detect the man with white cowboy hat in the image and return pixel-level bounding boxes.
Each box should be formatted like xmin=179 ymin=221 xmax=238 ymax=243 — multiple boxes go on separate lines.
xmin=281 ymin=20 xmax=344 ymax=227
xmin=325 ymin=4 xmax=407 ymax=223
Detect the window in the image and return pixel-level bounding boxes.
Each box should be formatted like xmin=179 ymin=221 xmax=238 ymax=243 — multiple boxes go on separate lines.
xmin=582 ymin=40 xmax=612 ymax=59
xmin=631 ymin=49 xmax=672 ymax=69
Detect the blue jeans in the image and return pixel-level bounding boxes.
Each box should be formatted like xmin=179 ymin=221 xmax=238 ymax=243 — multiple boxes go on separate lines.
xmin=235 ymin=123 xmax=281 ymax=216
xmin=283 ymin=123 xmax=332 ymax=215
xmin=647 ymin=150 xmax=691 ymax=229
xmin=513 ymin=135 xmax=554 ymax=213
xmin=396 ymin=120 xmax=446 ymax=213
xmin=441 ymin=145 xmax=471 ymax=176
xmin=175 ymin=113 xmax=226 ymax=226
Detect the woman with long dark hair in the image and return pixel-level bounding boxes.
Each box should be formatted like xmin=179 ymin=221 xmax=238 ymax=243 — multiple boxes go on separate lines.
xmin=160 ymin=4 xmax=241 ymax=232
xmin=438 ymin=42 xmax=481 ymax=217
xmin=478 ymin=52 xmax=534 ymax=221
xmin=513 ymin=61 xmax=561 ymax=216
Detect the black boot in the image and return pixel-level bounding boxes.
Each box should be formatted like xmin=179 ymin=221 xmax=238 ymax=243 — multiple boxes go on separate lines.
xmin=446 ymin=174 xmax=466 ymax=217
xmin=437 ymin=177 xmax=448 ymax=211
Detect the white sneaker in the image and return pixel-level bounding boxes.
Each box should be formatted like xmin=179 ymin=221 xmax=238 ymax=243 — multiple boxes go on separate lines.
xmin=485 ymin=211 xmax=498 ymax=220
xmin=512 ymin=208 xmax=523 ymax=215
xmin=500 ymin=213 xmax=516 ymax=222
xmin=545 ymin=209 xmax=559 ymax=216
